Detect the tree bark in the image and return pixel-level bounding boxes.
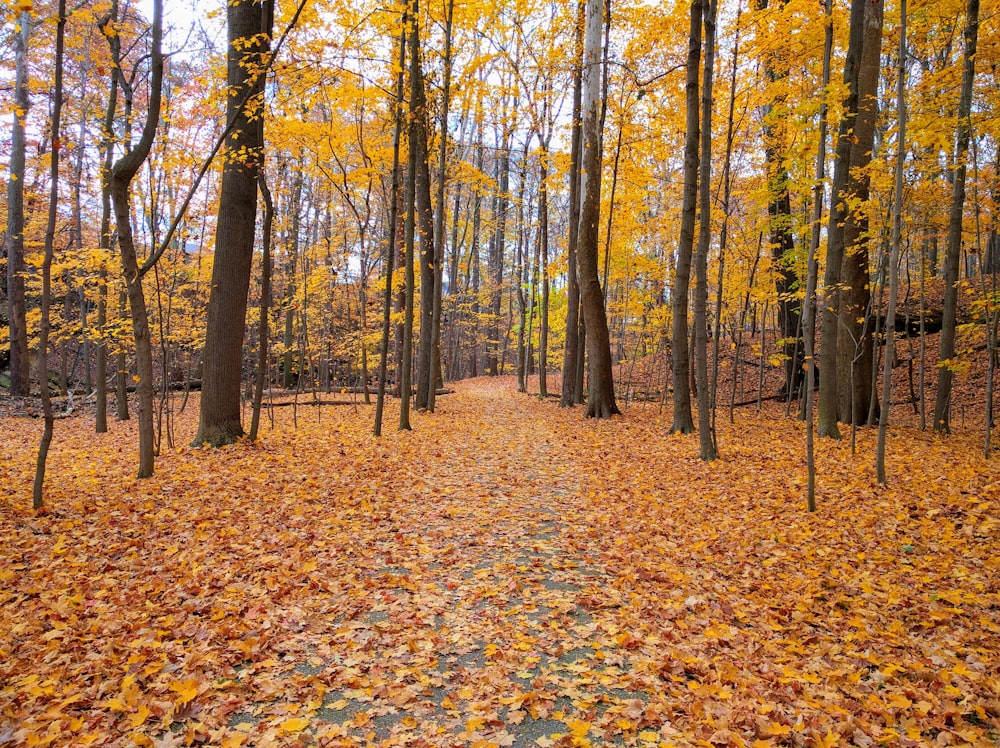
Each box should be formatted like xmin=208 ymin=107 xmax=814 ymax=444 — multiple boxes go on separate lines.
xmin=577 ymin=0 xmax=619 ymax=418
xmin=195 ymin=0 xmax=273 ymax=445
xmin=375 ymin=22 xmax=406 ymax=437
xmin=818 ymin=0 xmax=866 ymax=438
xmin=671 ymin=0 xmax=702 ymax=433
xmin=877 ymin=0 xmax=906 ymax=484
xmin=6 ymin=11 xmax=31 ymax=397
xmin=110 ymin=0 xmax=164 ymax=478
xmin=835 ymin=0 xmax=883 ymax=428
xmin=33 ymin=0 xmax=66 ymax=507
xmin=560 ymin=1 xmax=585 ymax=407
xmin=934 ymin=0 xmax=979 ymax=433
xmin=695 ymin=0 xmax=718 ymax=460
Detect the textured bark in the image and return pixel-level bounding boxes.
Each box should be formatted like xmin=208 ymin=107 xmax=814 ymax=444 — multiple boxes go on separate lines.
xmin=835 ymin=0 xmax=883 ymax=428
xmin=577 ymin=0 xmax=619 ymax=418
xmin=695 ymin=0 xmax=718 ymax=460
xmin=33 ymin=0 xmax=67 ymax=508
xmin=560 ymin=3 xmax=584 ymax=407
xmin=671 ymin=0 xmax=702 ymax=433
xmin=110 ymin=0 xmax=163 ymax=478
xmin=6 ymin=11 xmax=31 ymax=397
xmin=412 ymin=41 xmax=436 ymax=410
xmin=374 ymin=23 xmax=406 ymax=437
xmin=818 ymin=0 xmax=865 ymax=438
xmin=877 ymin=0 xmax=906 ymax=484
xmin=195 ymin=0 xmax=272 ymax=446
xmin=934 ymin=0 xmax=979 ymax=433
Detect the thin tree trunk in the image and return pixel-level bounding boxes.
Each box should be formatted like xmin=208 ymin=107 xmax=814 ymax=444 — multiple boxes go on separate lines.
xmin=695 ymin=0 xmax=718 ymax=460
xmin=877 ymin=0 xmax=906 ymax=484
xmin=803 ymin=0 xmax=833 ymax=510
xmin=712 ymin=0 xmax=742 ymax=426
xmin=6 ymin=10 xmax=31 ymax=398
xmin=250 ymin=173 xmax=274 ymax=441
xmin=110 ymin=0 xmax=164 ymax=479
xmin=427 ymin=0 xmax=454 ymax=413
xmin=94 ymin=6 xmax=120 ymax=434
xmin=671 ymin=0 xmax=702 ymax=433
xmin=32 ymin=0 xmax=67 ymax=508
xmin=560 ymin=2 xmax=585 ymax=407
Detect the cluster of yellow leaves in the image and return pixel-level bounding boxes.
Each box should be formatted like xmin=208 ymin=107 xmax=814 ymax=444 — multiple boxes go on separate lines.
xmin=0 ymin=378 xmax=997 ymax=746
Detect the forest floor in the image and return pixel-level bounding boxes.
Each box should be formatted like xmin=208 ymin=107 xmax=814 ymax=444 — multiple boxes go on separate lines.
xmin=1 ymin=377 xmax=998 ymax=747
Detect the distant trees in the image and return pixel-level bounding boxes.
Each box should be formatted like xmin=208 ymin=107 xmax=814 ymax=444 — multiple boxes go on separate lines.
xmin=6 ymin=0 xmax=1000 ymax=503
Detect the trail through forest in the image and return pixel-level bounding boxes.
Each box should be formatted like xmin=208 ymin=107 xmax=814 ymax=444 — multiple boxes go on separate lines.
xmin=1 ymin=379 xmax=998 ymax=747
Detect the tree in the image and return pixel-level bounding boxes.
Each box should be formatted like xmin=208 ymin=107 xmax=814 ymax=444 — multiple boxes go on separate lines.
xmin=694 ymin=0 xmax=718 ymax=460
xmin=934 ymin=0 xmax=980 ymax=433
xmin=195 ymin=0 xmax=274 ymax=446
xmin=375 ymin=21 xmax=407 ymax=437
xmin=560 ymin=7 xmax=584 ymax=408
xmin=6 ymin=8 xmax=32 ymax=397
xmin=32 ymin=0 xmax=67 ymax=508
xmin=110 ymin=0 xmax=164 ymax=478
xmin=834 ymin=0 xmax=882 ymax=432
xmin=671 ymin=0 xmax=702 ymax=434
xmin=576 ymin=0 xmax=619 ymax=418
xmin=877 ymin=0 xmax=907 ymax=484
xmin=756 ymin=0 xmax=803 ymax=401
xmin=818 ymin=0 xmax=882 ymax=436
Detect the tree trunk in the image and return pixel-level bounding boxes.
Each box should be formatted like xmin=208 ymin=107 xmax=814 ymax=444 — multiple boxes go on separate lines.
xmin=250 ymin=172 xmax=274 ymax=442
xmin=374 ymin=21 xmax=404 ymax=436
xmin=818 ymin=0 xmax=866 ymax=438
xmin=399 ymin=0 xmax=423 ymax=431
xmin=695 ymin=0 xmax=718 ymax=460
xmin=934 ymin=0 xmax=979 ymax=433
xmin=427 ymin=0 xmax=454 ymax=413
xmin=577 ymin=0 xmax=619 ymax=418
xmin=803 ymin=0 xmax=833 ymax=510
xmin=6 ymin=11 xmax=31 ymax=398
xmin=560 ymin=2 xmax=585 ymax=407
xmin=110 ymin=0 xmax=164 ymax=478
xmin=836 ymin=0 xmax=883 ymax=428
xmin=671 ymin=0 xmax=702 ymax=433
xmin=282 ymin=173 xmax=303 ymax=388
xmin=877 ymin=0 xmax=906 ymax=484
xmin=32 ymin=0 xmax=67 ymax=508
xmin=414 ymin=46 xmax=436 ymax=411
xmin=195 ymin=0 xmax=273 ymax=445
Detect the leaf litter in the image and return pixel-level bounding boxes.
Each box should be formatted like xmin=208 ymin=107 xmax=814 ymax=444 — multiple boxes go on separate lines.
xmin=0 ymin=378 xmax=997 ymax=747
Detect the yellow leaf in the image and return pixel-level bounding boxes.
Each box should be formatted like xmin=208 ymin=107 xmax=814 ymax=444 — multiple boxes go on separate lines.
xmin=886 ymin=693 xmax=912 ymax=709
xmin=129 ymin=705 xmax=150 ymax=727
xmin=638 ymin=730 xmax=659 ymax=742
xmin=279 ymin=717 xmax=310 ymax=734
xmin=168 ymin=679 xmax=198 ymax=705
xmin=567 ymin=718 xmax=590 ymax=738
xmin=327 ymin=698 xmax=349 ymax=710
xmin=220 ymin=733 xmax=247 ymax=748
xmin=130 ymin=734 xmax=153 ymax=748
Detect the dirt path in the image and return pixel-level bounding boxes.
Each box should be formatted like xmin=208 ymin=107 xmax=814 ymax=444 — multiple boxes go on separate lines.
xmin=251 ymin=379 xmax=653 ymax=746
